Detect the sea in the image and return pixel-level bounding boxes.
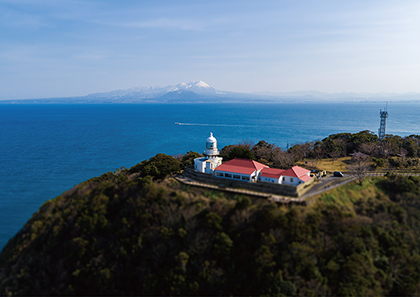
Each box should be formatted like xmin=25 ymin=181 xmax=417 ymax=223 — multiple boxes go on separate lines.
xmin=0 ymin=102 xmax=419 ymax=250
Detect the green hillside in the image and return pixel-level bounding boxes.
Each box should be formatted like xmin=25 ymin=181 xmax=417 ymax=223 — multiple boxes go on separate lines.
xmin=1 ymin=154 xmax=420 ymax=296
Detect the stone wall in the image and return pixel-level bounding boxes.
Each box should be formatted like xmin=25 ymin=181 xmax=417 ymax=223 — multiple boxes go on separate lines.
xmin=183 ymin=167 xmax=314 ymax=197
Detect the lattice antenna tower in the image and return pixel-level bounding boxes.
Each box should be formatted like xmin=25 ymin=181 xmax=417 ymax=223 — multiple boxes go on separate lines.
xmin=378 ymin=102 xmax=388 ymax=140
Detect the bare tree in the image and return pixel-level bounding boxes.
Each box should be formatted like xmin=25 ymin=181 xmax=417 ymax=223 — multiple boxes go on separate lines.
xmin=379 ymin=140 xmax=398 ymax=159
xmin=272 ymin=148 xmax=295 ymax=169
xmin=252 ymin=145 xmax=272 ymax=163
xmin=399 ymin=148 xmax=408 ymax=168
xmin=330 ymin=151 xmax=341 ymax=164
xmin=359 ymin=143 xmax=377 ymax=156
xmin=347 ymin=153 xmax=370 ymax=184
xmin=311 ymin=146 xmax=323 ymax=169
xmin=241 ymin=140 xmax=254 ymax=150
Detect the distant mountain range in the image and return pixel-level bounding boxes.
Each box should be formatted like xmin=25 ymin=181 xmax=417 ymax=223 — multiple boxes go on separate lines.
xmin=2 ymin=80 xmax=420 ymax=103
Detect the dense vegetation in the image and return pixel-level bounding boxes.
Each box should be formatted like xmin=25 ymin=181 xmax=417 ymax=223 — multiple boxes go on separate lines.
xmin=1 ymin=151 xmax=420 ymax=295
xmin=220 ymin=131 xmax=420 ymax=170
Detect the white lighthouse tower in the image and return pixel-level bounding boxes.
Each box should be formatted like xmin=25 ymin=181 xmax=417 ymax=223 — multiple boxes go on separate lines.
xmin=194 ymin=132 xmax=223 ymax=174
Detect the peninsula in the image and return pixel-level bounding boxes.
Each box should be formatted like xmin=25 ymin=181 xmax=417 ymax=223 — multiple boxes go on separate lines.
xmin=1 ymin=131 xmax=420 ymax=295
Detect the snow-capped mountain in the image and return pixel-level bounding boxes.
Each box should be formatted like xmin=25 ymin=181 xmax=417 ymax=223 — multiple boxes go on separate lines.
xmin=84 ymin=80 xmax=228 ymax=102
xmin=168 ymin=81 xmax=218 ymax=95
xmin=86 ymin=81 xmax=215 ymax=99
xmin=8 ymin=80 xmax=418 ymax=104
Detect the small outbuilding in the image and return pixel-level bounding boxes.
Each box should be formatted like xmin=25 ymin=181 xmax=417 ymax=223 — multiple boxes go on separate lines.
xmin=259 ymin=168 xmax=286 ymax=183
xmin=259 ymin=166 xmax=311 ymax=185
xmin=280 ymin=166 xmax=312 ymax=185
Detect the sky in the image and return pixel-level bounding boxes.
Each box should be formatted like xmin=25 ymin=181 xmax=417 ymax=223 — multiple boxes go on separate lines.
xmin=1 ymin=0 xmax=420 ymax=100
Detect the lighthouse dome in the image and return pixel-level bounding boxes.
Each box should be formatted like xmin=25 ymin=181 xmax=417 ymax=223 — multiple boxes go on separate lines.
xmin=206 ymin=132 xmax=216 ymax=144
xmin=204 ymin=132 xmax=219 ymax=156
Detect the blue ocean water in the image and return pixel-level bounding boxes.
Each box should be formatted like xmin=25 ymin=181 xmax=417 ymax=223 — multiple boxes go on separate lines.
xmin=0 ymin=102 xmax=418 ymax=250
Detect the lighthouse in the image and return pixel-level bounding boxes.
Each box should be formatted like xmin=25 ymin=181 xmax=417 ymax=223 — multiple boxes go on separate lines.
xmin=194 ymin=133 xmax=223 ymax=174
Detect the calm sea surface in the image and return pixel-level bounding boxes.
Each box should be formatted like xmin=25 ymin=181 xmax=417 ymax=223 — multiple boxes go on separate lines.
xmin=0 ymin=102 xmax=418 ymax=249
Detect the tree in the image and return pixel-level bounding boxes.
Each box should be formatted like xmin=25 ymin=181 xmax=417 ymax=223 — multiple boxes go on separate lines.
xmin=404 ymin=139 xmax=419 ymax=158
xmin=347 ymin=152 xmax=370 ymax=184
xmin=399 ymin=148 xmax=408 ymax=168
xmin=347 ymin=130 xmax=378 ymax=153
xmin=179 ymin=151 xmax=202 ymax=168
xmin=322 ymin=138 xmax=343 ymax=159
xmin=308 ymin=141 xmax=323 ymax=169
xmin=359 ymin=142 xmax=377 ymax=156
xmin=379 ymin=140 xmax=398 ymax=159
xmin=252 ymin=140 xmax=274 ymax=163
xmin=272 ymin=148 xmax=295 ymax=169
xmin=288 ymin=142 xmax=311 ymax=161
xmin=220 ymin=144 xmax=255 ymax=161
xmin=129 ymin=153 xmax=181 ymax=179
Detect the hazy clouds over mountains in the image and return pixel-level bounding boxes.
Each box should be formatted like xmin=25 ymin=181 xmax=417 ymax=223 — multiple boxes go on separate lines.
xmin=2 ymin=81 xmax=420 ymax=103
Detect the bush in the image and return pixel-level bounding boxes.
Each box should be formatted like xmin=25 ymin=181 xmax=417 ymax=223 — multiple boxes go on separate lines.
xmin=372 ymin=157 xmax=385 ymax=167
xmin=129 ymin=153 xmax=181 ymax=179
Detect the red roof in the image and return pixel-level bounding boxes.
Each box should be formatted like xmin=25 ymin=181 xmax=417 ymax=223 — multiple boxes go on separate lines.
xmin=281 ymin=166 xmax=310 ymax=178
xmin=260 ymin=168 xmax=285 ymax=178
xmin=214 ymin=158 xmax=268 ymax=175
xmin=299 ymin=174 xmax=312 ymax=182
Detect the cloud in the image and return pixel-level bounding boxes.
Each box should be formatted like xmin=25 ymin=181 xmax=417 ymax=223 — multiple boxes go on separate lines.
xmin=112 ymin=18 xmax=203 ymax=31
xmin=0 ymin=7 xmax=49 ymax=29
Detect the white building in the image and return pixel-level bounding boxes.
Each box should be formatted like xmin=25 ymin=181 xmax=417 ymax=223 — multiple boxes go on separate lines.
xmin=259 ymin=166 xmax=311 ymax=185
xmin=194 ymin=132 xmax=223 ymax=174
xmin=259 ymin=168 xmax=286 ymax=183
xmin=214 ymin=158 xmax=268 ymax=182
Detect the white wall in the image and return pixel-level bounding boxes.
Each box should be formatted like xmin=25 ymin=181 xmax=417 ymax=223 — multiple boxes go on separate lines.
xmin=260 ymin=176 xmax=281 ymax=183
xmin=214 ymin=170 xmax=252 ymax=182
xmin=281 ymin=176 xmax=302 ymax=186
xmin=194 ymin=157 xmax=222 ymax=174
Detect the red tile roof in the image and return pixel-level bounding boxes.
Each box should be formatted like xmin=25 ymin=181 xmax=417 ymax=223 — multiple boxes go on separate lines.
xmin=281 ymin=166 xmax=310 ymax=178
xmin=260 ymin=168 xmax=285 ymax=178
xmin=299 ymin=174 xmax=312 ymax=182
xmin=214 ymin=158 xmax=268 ymax=175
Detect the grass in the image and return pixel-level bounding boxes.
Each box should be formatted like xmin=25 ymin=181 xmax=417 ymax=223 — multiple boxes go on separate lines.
xmin=316 ymin=178 xmax=384 ymax=211
xmin=297 ymin=157 xmax=351 ymax=173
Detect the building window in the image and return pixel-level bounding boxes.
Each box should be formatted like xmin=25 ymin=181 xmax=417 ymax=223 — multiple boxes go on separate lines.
xmin=225 ymin=173 xmax=232 ymax=178
xmin=216 ymin=172 xmax=223 ymax=177
xmin=241 ymin=176 xmax=248 ymax=180
xmin=291 ymin=178 xmax=293 ymax=182
xmin=282 ymin=177 xmax=285 ymax=181
xmin=233 ymin=174 xmax=240 ymax=179
xmin=206 ymin=142 xmax=215 ymax=149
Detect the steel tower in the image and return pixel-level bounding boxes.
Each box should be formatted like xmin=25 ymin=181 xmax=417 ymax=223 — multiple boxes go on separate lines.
xmin=378 ymin=106 xmax=388 ymax=140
